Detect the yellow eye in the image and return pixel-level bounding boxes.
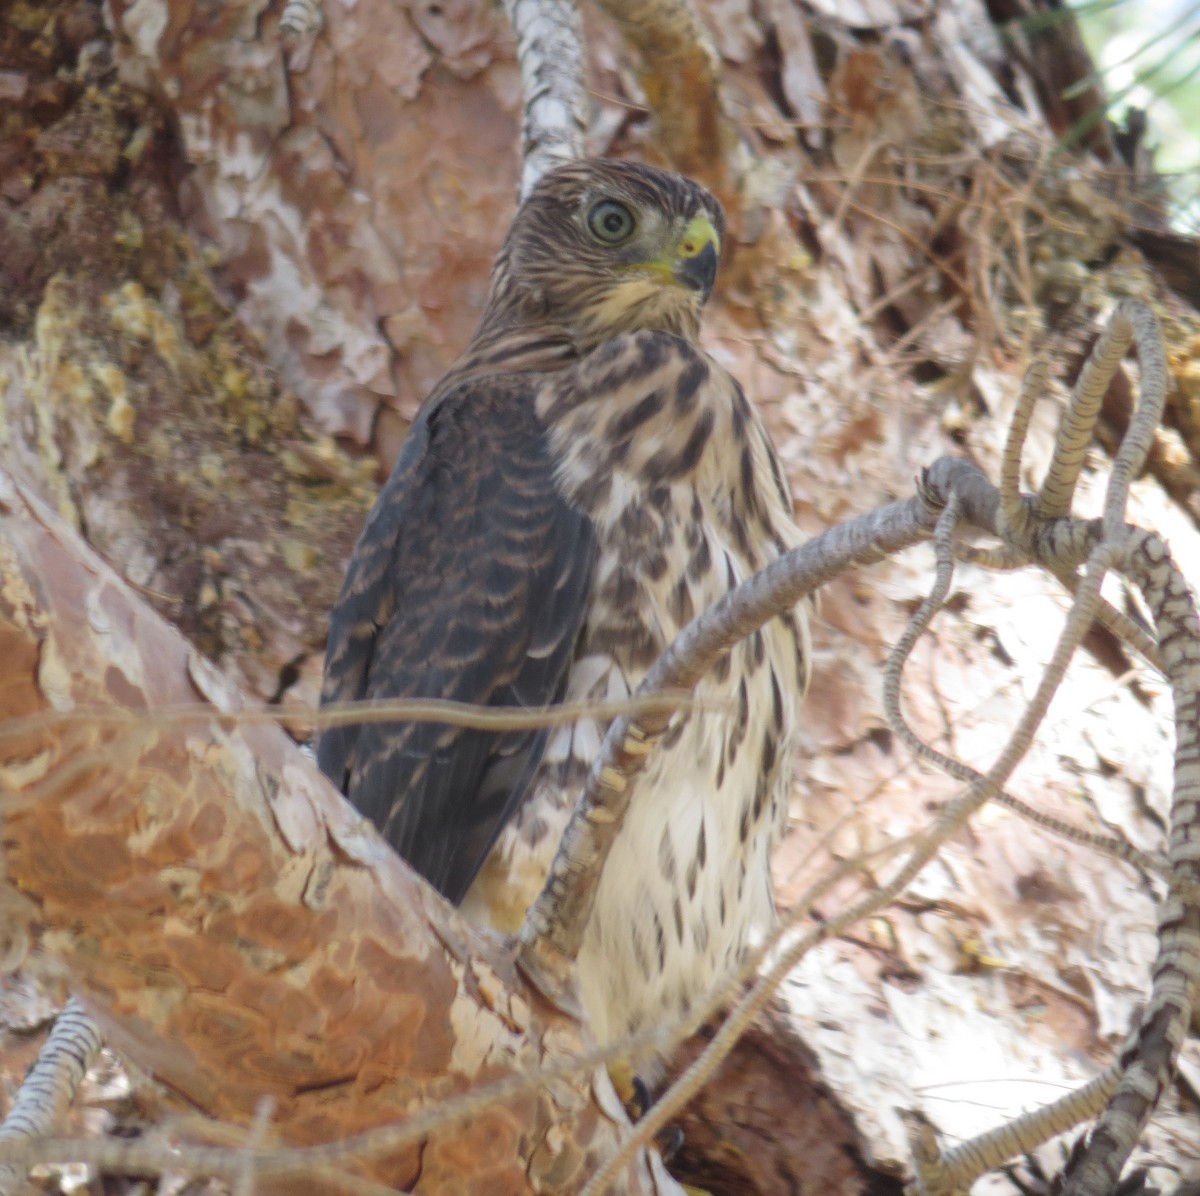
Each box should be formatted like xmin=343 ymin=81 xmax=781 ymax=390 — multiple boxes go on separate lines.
xmin=587 ymin=199 xmax=637 ymax=244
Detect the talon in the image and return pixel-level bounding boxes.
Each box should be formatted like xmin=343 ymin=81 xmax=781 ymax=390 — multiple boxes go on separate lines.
xmin=607 ymin=1060 xmax=650 ymax=1120
xmin=631 ymin=1074 xmax=653 ymax=1121
xmin=656 ymin=1124 xmax=684 ymax=1163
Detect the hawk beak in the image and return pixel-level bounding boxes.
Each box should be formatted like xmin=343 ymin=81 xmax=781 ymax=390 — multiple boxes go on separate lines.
xmin=671 ymin=215 xmax=720 ymax=299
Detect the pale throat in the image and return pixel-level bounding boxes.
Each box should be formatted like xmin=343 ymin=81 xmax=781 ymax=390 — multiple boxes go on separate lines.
xmin=466 ymin=273 xmax=704 ymax=369
xmin=575 ymin=277 xmax=703 ymax=349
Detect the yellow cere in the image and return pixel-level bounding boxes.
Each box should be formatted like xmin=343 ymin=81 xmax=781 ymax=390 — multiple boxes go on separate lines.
xmin=622 ymin=215 xmax=720 ymax=287
xmin=677 ymin=214 xmax=719 ymax=259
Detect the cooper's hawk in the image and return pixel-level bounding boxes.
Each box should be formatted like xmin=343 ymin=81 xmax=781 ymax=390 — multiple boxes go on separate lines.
xmin=318 ymin=159 xmax=809 ymax=1063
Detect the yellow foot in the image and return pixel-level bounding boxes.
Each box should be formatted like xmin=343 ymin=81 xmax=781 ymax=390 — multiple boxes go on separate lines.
xmin=606 ymin=1060 xmax=651 ymax=1120
xmin=607 ymin=1065 xmax=704 ymax=1190
xmin=656 ymin=1124 xmax=683 ymax=1164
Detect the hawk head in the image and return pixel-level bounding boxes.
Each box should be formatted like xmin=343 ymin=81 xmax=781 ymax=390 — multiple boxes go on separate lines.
xmin=482 ymin=160 xmax=725 ymax=353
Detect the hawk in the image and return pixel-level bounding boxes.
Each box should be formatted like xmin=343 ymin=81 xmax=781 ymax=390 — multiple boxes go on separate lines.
xmin=318 ymin=159 xmax=809 ymax=1063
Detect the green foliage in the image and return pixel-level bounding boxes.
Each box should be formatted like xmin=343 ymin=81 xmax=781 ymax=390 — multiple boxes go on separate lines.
xmin=1071 ymin=0 xmax=1200 ymax=231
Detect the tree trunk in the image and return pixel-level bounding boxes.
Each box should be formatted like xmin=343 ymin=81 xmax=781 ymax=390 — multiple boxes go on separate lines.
xmin=1 ymin=0 xmax=1198 ymax=1192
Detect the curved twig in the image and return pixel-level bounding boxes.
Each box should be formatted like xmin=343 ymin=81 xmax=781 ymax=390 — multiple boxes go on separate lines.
xmin=1037 ymin=313 xmax=1133 ymax=520
xmin=906 ymin=300 xmax=1194 ymax=1196
xmin=1061 ymin=532 xmax=1200 ymax=1196
xmin=888 ymin=500 xmax=1166 ymax=881
xmin=999 ymin=357 xmax=1049 ymax=542
xmin=1102 ymin=303 xmax=1170 ymax=538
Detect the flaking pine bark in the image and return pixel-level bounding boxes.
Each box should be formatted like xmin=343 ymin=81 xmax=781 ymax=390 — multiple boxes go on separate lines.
xmin=0 ymin=466 xmax=677 ymax=1194
xmin=1 ymin=0 xmax=1199 ymax=1193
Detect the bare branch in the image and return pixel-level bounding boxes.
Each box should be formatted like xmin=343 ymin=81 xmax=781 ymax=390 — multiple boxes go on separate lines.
xmin=1000 ymin=357 xmax=1049 ymax=541
xmin=518 ymin=486 xmax=944 ymax=999
xmin=502 ymin=0 xmax=588 ymax=196
xmin=1102 ymin=303 xmax=1171 ymax=538
xmin=0 ymin=1008 xmax=690 ymax=1189
xmin=1036 ymin=317 xmax=1133 ymax=520
xmin=0 ymin=692 xmax=702 ymax=742
xmin=0 ymin=999 xmax=104 ymax=1195
xmin=905 ymin=1067 xmax=1121 ymax=1196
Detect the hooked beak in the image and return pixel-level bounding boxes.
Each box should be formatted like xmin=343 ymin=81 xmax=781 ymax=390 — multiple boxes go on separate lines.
xmin=671 ymin=214 xmax=720 ymax=300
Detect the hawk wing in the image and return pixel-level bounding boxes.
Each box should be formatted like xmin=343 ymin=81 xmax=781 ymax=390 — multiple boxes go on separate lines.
xmin=317 ymin=376 xmax=595 ymax=904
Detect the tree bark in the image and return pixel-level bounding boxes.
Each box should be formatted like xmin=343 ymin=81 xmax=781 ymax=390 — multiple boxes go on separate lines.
xmin=2 ymin=0 xmax=1200 ymax=1192
xmin=0 ymin=466 xmax=670 ymax=1195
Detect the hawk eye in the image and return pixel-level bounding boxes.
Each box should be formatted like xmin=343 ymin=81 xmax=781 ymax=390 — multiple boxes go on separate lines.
xmin=587 ymin=199 xmax=637 ymax=244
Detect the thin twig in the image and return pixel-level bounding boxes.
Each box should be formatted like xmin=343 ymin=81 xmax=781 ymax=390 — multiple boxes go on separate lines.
xmin=905 ymin=1066 xmax=1121 ymax=1196
xmin=0 ymin=1024 xmax=678 ymax=1186
xmin=0 ymin=692 xmax=705 ymax=742
xmin=233 ymin=1098 xmax=276 ymax=1196
xmin=1037 ymin=309 xmax=1134 ymax=521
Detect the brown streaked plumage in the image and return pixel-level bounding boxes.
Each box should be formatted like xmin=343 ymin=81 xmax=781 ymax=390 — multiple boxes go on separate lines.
xmin=319 ymin=159 xmax=809 ymax=1064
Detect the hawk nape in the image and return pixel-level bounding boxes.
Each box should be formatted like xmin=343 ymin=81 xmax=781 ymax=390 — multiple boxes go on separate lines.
xmin=319 ymin=158 xmax=810 ymax=1064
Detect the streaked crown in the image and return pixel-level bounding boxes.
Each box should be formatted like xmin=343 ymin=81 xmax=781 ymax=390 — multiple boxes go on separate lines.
xmin=482 ymin=159 xmax=726 ymax=352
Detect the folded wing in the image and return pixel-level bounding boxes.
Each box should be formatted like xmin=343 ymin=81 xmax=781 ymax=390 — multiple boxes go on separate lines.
xmin=318 ymin=377 xmax=595 ymax=903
